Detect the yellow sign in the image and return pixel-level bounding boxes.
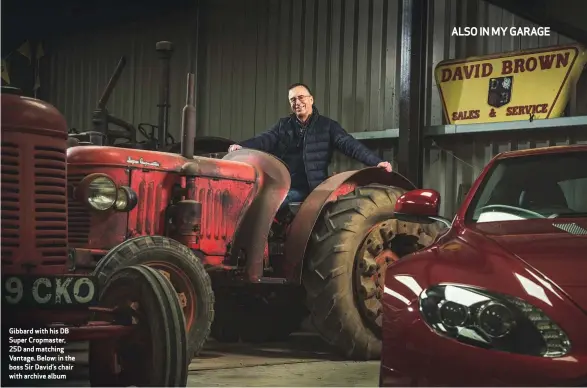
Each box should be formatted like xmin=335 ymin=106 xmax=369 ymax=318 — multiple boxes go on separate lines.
xmin=435 ymin=44 xmax=587 ymax=124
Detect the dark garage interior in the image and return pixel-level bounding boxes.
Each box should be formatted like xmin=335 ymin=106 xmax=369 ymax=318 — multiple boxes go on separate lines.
xmin=2 ymin=1 xmax=587 ymax=386
xmin=3 ymin=0 xmax=587 ymax=216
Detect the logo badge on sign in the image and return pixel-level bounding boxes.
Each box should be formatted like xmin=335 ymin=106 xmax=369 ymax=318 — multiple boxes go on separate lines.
xmin=487 ymin=76 xmax=513 ymax=108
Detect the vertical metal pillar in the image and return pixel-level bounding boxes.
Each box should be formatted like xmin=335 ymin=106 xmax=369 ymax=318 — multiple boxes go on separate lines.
xmin=397 ymin=0 xmax=428 ymax=188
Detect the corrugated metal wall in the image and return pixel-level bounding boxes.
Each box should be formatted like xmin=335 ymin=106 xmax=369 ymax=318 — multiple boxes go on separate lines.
xmin=424 ymin=130 xmax=587 ymax=217
xmin=42 ymin=0 xmax=577 ymax=139
xmin=423 ymin=0 xmax=583 ymax=217
xmin=196 ymin=0 xmax=580 ymax=185
xmin=329 ymin=128 xmax=587 ymax=219
xmin=199 ymin=0 xmax=579 ymax=137
xmin=198 ymin=0 xmax=402 ymax=140
xmin=41 ymin=7 xmax=198 ymax=140
xmin=40 ymin=0 xmax=584 ymax=216
xmin=427 ymin=0 xmax=576 ymax=126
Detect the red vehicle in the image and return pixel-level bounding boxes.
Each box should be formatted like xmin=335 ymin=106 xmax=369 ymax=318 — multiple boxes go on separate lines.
xmin=380 ymin=145 xmax=587 ymax=386
xmin=64 ymin=42 xmax=441 ymax=361
xmin=1 ymin=86 xmax=191 ymax=386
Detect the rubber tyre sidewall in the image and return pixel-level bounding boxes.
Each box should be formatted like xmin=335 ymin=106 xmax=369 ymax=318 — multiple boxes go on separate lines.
xmin=303 ymin=185 xmax=406 ymax=360
xmin=89 ymin=264 xmax=188 ymax=386
xmin=94 ymin=236 xmax=214 ymax=357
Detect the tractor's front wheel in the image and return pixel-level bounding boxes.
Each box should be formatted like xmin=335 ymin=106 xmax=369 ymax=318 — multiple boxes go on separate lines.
xmin=94 ymin=236 xmax=215 ymax=358
xmin=89 ymin=265 xmax=188 ymax=386
xmin=303 ymin=184 xmax=438 ymax=360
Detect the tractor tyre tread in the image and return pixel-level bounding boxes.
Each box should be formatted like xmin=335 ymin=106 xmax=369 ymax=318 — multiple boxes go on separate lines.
xmin=304 ymin=184 xmax=428 ymax=361
xmin=89 ymin=264 xmax=188 ymax=386
xmin=93 ymin=236 xmax=214 ymax=357
xmin=135 ymin=264 xmax=188 ymax=386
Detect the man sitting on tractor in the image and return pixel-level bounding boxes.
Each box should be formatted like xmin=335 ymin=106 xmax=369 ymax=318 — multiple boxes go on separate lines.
xmin=228 ymin=83 xmax=393 ymax=212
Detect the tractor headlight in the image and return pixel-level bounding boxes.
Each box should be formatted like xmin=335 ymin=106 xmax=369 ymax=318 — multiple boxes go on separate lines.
xmin=87 ymin=176 xmax=118 ymax=210
xmin=77 ymin=174 xmax=137 ymax=212
xmin=113 ymin=186 xmax=137 ymax=212
xmin=419 ymin=284 xmax=571 ymax=358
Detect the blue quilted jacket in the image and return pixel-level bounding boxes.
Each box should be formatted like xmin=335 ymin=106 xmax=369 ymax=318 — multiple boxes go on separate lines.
xmin=239 ymin=107 xmax=383 ymax=191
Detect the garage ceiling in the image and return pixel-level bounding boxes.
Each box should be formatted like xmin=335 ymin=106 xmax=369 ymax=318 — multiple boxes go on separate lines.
xmin=483 ymin=0 xmax=587 ymax=45
xmin=5 ymin=0 xmax=586 ymax=54
xmin=2 ymin=0 xmax=197 ymax=55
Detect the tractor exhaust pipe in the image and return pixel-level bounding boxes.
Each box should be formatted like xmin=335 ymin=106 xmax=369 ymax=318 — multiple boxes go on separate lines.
xmin=156 ymin=41 xmax=174 ymax=150
xmin=181 ymin=73 xmax=196 ymax=159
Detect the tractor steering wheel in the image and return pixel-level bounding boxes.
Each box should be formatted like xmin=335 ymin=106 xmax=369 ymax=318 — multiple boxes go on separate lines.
xmin=477 ymin=204 xmax=546 ymax=219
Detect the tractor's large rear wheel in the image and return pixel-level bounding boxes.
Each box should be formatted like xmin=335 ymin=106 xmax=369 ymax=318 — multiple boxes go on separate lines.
xmin=303 ymin=184 xmax=439 ymax=360
xmin=94 ymin=236 xmax=215 ymax=357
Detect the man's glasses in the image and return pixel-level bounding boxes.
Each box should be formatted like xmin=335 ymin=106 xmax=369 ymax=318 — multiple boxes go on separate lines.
xmin=289 ymin=95 xmax=311 ymax=104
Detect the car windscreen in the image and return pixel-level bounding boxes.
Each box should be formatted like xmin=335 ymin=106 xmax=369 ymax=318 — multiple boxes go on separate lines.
xmin=466 ymin=151 xmax=587 ymax=223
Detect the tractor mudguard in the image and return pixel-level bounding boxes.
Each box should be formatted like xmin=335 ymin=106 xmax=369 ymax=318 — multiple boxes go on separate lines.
xmin=282 ymin=167 xmax=416 ymax=283
xmin=222 ymin=149 xmax=290 ymax=281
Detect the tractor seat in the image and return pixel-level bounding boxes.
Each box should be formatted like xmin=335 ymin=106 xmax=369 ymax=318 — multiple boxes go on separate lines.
xmin=288 ymin=202 xmax=303 ymax=216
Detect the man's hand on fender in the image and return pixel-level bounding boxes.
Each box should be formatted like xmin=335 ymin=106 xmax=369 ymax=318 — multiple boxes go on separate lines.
xmin=228 ymin=144 xmax=242 ymax=152
xmin=377 ymin=161 xmax=393 ymax=172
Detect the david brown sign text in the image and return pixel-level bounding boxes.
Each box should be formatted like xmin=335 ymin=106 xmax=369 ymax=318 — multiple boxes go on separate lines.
xmin=435 ymin=45 xmax=587 ymax=124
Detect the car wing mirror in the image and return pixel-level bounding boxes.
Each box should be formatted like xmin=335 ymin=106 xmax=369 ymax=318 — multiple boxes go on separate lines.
xmin=394 ymin=189 xmax=451 ymax=228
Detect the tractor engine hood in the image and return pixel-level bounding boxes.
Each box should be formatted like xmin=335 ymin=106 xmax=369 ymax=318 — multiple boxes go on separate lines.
xmin=67 ymin=146 xmax=188 ymax=171
xmin=67 ymin=146 xmax=257 ymax=182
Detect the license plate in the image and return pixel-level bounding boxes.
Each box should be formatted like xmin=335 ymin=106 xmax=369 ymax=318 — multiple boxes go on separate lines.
xmin=2 ymin=275 xmax=99 ymax=307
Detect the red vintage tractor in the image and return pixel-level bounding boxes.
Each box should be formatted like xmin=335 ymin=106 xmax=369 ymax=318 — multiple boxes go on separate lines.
xmin=1 ymin=86 xmax=190 ymax=386
xmin=64 ymin=43 xmax=440 ymax=360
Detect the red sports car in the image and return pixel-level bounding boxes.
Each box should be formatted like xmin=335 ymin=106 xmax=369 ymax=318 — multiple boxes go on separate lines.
xmin=380 ymin=144 xmax=587 ymax=387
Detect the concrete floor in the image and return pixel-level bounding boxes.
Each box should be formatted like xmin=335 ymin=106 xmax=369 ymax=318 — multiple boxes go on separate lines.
xmin=61 ymin=333 xmax=379 ymax=387
xmin=188 ymin=334 xmax=379 ymax=387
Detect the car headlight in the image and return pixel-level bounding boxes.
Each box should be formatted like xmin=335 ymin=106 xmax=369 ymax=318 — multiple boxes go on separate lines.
xmin=419 ymin=284 xmax=571 ymax=358
xmin=76 ymin=174 xmax=137 ymax=212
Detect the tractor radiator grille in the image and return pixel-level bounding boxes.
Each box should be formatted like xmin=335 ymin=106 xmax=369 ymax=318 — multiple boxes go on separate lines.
xmin=1 ymin=142 xmax=20 ymax=265
xmin=34 ymin=145 xmax=68 ymax=265
xmin=1 ymin=140 xmax=68 ymax=268
xmin=67 ymin=174 xmax=91 ymax=246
